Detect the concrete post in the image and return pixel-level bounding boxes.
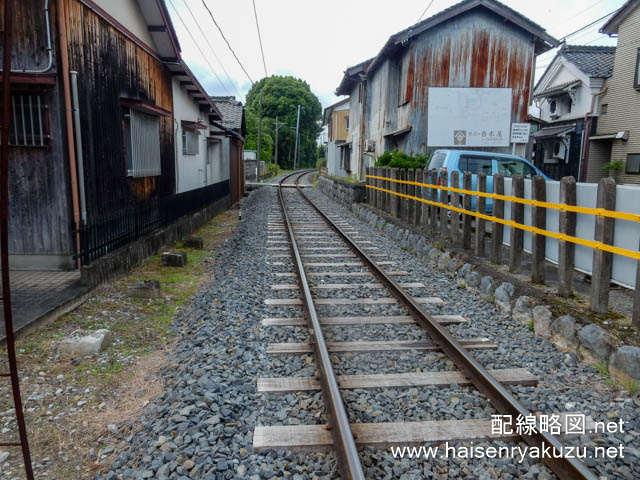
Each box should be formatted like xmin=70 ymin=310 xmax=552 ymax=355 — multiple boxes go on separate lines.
xmin=429 ymin=169 xmax=438 ymax=236
xmin=440 ymin=170 xmax=449 ymax=238
xmin=450 ymin=171 xmax=460 ymax=245
xmin=373 ymin=167 xmax=384 ymax=210
xmin=531 ymin=175 xmax=547 ymax=283
xmin=386 ymin=167 xmax=392 ymax=215
xmin=590 ymin=177 xmax=616 ymax=314
xmin=399 ymin=169 xmax=407 ymax=221
xmin=634 ymin=257 xmax=640 ymax=329
xmin=475 ymin=172 xmax=487 ymax=257
xmin=558 ymin=176 xmax=577 ymax=296
xmin=407 ymin=169 xmax=415 ymax=224
xmin=491 ymin=174 xmax=505 ymax=264
xmin=509 ymin=175 xmax=524 ymax=273
xmin=389 ymin=168 xmax=398 ymax=217
xmin=421 ymin=168 xmax=430 ymax=231
xmin=462 ymin=172 xmax=472 ymax=249
xmin=414 ymin=169 xmax=423 ymax=226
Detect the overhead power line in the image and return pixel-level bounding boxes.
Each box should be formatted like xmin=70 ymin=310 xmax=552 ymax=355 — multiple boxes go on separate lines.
xmin=557 ymin=8 xmax=619 ymax=42
xmin=166 ymin=0 xmax=230 ymax=95
xmin=200 ymin=0 xmax=255 ymax=85
xmin=416 ymin=0 xmax=436 ymax=23
xmin=252 ymin=0 xmax=268 ymax=78
xmin=180 ymin=0 xmax=243 ymax=98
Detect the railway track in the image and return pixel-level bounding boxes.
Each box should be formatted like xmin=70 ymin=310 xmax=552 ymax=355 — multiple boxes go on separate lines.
xmin=254 ymin=170 xmax=597 ymax=479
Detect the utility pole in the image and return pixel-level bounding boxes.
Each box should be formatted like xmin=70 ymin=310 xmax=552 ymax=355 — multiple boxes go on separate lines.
xmin=274 ymin=115 xmax=278 ymax=178
xmin=293 ymin=104 xmax=301 ymax=170
xmin=256 ymin=89 xmax=263 ymax=182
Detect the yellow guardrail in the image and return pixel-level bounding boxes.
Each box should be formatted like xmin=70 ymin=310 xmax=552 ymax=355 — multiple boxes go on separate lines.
xmin=365 ymin=182 xmax=640 ymax=261
xmin=366 ymin=174 xmax=640 ymax=224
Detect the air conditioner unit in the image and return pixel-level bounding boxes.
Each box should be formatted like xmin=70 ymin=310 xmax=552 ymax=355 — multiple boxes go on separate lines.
xmin=552 ymin=140 xmax=566 ymax=160
xmin=365 ymin=139 xmax=376 ymax=152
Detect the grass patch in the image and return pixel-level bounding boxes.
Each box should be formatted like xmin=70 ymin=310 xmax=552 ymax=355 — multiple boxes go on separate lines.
xmin=624 ymin=380 xmax=639 ymax=396
xmin=329 ymin=174 xmax=361 ymax=184
xmin=595 ymin=359 xmax=609 ymax=377
xmin=527 ymin=319 xmax=534 ymax=332
xmin=0 ymin=207 xmax=238 ymax=479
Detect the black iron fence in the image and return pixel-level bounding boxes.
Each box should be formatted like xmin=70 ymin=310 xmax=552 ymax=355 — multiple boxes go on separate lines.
xmin=77 ymin=181 xmax=229 ymax=265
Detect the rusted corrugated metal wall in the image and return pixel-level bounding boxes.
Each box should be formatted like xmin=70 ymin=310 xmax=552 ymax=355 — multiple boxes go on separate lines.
xmin=64 ymin=0 xmax=175 ymax=217
xmin=365 ymin=8 xmax=535 ymax=158
xmin=1 ymin=0 xmax=74 ymax=257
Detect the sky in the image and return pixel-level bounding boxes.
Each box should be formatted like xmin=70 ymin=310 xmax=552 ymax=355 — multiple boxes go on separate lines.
xmin=166 ymin=0 xmax=625 ymax=110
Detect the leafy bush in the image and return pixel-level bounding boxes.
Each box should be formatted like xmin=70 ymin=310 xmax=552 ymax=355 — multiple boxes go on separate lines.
xmin=316 ymin=157 xmax=326 ymax=169
xmin=374 ymin=149 xmax=430 ymax=169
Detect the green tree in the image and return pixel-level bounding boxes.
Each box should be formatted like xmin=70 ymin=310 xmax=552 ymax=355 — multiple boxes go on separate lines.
xmin=245 ymin=76 xmax=322 ymax=169
xmin=244 ymin=110 xmax=273 ymax=163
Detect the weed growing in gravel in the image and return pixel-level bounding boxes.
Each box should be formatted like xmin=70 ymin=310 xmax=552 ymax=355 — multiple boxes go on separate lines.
xmin=487 ymin=294 xmax=495 ymax=303
xmin=527 ymin=319 xmax=534 ymax=332
xmin=625 ymin=380 xmax=639 ymax=396
xmin=434 ymin=241 xmax=444 ymax=251
xmin=457 ymin=281 xmax=466 ymax=289
xmin=595 ymin=360 xmax=609 ymax=377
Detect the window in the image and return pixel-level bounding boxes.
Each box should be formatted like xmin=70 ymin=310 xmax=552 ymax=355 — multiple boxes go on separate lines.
xmin=566 ymin=97 xmax=572 ymax=114
xmin=345 ymin=116 xmax=349 ymax=131
xmin=600 ymin=103 xmax=608 ymax=115
xmin=459 ymin=155 xmax=493 ymax=174
xmin=550 ymin=100 xmax=557 ymax=114
xmin=182 ymin=128 xmax=199 ymax=155
xmin=626 ymin=154 xmax=640 ymax=174
xmin=428 ymin=152 xmax=447 ymax=170
xmin=124 ymin=109 xmax=161 ymax=177
xmin=0 ymin=92 xmax=49 ymax=147
xmin=635 ymin=48 xmax=640 ymax=89
xmin=496 ymin=159 xmax=536 ymax=179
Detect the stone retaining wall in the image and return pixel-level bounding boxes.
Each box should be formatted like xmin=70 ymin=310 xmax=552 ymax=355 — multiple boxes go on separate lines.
xmin=317 ymin=175 xmax=366 ymax=208
xmin=349 ymin=201 xmax=640 ymax=389
xmin=80 ymin=196 xmax=231 ymax=288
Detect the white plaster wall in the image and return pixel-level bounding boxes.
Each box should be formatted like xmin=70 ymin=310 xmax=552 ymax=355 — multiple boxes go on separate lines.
xmin=93 ymin=0 xmax=157 ymax=49
xmin=207 ymin=137 xmax=230 ymax=184
xmin=172 ymin=78 xmax=207 ymax=193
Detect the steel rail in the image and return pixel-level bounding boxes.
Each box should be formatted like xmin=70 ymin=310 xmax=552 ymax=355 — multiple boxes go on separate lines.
xmin=296 ymin=179 xmax=597 ymax=480
xmin=277 ymin=171 xmax=365 ymax=480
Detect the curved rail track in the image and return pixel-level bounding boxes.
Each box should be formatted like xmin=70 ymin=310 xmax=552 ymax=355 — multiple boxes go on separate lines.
xmin=258 ymin=170 xmax=597 ymax=480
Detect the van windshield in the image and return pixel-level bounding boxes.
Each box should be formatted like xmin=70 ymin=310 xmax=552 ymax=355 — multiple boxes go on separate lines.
xmin=496 ymin=159 xmax=536 ymax=178
xmin=429 ymin=152 xmax=447 ymax=170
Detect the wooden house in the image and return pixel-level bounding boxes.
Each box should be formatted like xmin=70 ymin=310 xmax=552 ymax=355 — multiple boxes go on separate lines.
xmin=1 ymin=0 xmax=242 ymax=270
xmin=335 ymin=0 xmax=558 ymax=179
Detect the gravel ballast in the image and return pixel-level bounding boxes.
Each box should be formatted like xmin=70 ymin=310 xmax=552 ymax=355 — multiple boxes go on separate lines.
xmin=102 ymin=174 xmax=640 ymax=480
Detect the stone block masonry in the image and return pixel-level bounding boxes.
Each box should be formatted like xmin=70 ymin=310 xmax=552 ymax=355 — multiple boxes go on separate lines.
xmin=317 ymin=175 xmax=366 ymax=208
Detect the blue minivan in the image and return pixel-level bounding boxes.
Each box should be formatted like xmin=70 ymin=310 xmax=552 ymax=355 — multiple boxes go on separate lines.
xmin=428 ymin=149 xmax=550 ymax=213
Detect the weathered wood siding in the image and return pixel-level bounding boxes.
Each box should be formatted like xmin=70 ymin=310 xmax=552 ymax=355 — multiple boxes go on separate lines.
xmin=64 ymin=0 xmax=175 ymax=216
xmin=2 ymin=0 xmax=73 ymax=256
xmin=365 ymin=8 xmax=535 ymax=159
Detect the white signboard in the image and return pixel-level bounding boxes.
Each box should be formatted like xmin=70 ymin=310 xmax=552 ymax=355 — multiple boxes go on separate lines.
xmin=427 ymin=88 xmax=511 ymax=147
xmin=510 ymin=123 xmax=530 ymax=143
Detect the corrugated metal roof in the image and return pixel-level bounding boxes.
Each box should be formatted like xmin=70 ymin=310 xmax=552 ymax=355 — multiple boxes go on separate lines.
xmin=561 ymin=45 xmax=616 ymax=78
xmin=210 ymin=96 xmax=244 ymax=131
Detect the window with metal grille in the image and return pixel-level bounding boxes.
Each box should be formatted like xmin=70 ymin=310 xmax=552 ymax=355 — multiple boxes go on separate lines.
xmin=1 ymin=92 xmax=49 ymax=147
xmin=124 ymin=109 xmax=161 ymax=177
xmin=626 ymin=154 xmax=640 ymax=174
xmin=182 ymin=128 xmax=199 ymax=155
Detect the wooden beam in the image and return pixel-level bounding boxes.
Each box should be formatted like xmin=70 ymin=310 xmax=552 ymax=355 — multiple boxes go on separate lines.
xmin=257 ymin=368 xmax=538 ymax=392
xmin=261 ymin=314 xmax=466 ymax=326
xmin=253 ymin=414 xmax=593 ymax=451
xmin=264 ymin=297 xmax=442 ymax=306
xmin=266 ymin=338 xmax=495 ymax=354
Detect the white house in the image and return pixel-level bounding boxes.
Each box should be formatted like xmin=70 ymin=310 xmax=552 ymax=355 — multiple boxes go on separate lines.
xmin=532 ymin=44 xmax=615 ymax=179
xmin=323 ymin=98 xmax=351 ymax=177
